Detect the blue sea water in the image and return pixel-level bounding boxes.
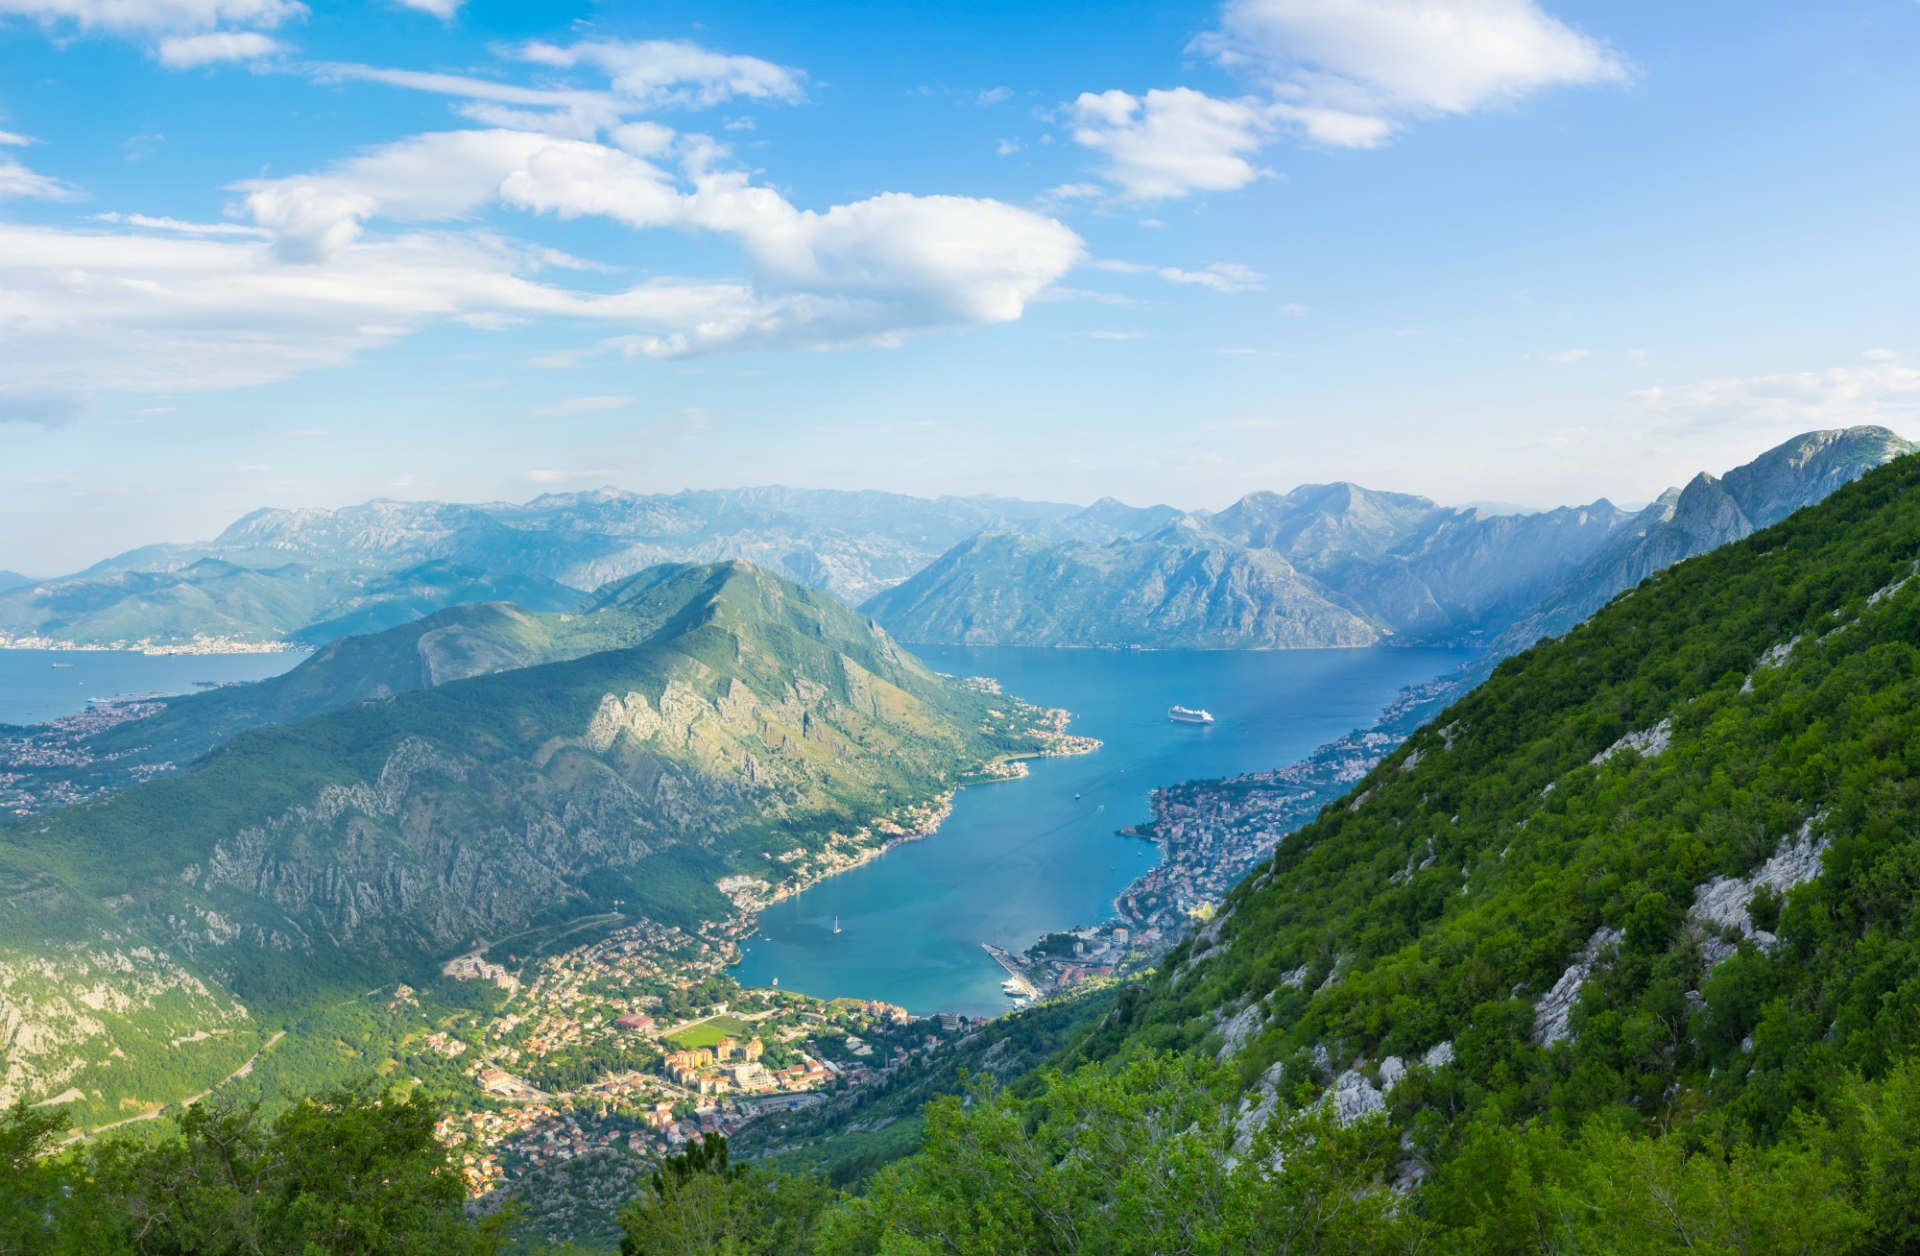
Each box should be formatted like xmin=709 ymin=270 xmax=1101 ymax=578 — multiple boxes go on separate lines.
xmin=733 ymin=644 xmax=1471 ymax=1016
xmin=0 ymin=649 xmax=303 ymax=726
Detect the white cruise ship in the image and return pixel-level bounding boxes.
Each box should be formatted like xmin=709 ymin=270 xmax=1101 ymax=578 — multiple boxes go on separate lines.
xmin=1168 ymin=705 xmax=1214 ymax=724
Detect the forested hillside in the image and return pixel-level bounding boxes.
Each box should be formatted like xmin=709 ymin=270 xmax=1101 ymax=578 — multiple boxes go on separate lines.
xmin=1054 ymin=448 xmax=1920 ymax=1244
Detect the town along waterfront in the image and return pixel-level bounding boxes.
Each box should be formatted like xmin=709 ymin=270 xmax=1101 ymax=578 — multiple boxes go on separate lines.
xmin=733 ymin=643 xmax=1472 ymax=1016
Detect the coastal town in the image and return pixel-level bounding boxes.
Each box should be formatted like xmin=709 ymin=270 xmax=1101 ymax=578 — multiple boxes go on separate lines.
xmin=994 ymin=671 xmax=1466 ymax=1000
xmin=408 ymin=909 xmax=992 ymax=1240
xmin=0 ymin=697 xmax=173 ymax=815
xmin=0 ymin=633 xmax=300 ymax=655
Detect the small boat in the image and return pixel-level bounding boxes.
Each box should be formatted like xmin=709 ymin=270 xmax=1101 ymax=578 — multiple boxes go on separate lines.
xmin=1168 ymin=705 xmax=1215 ymax=724
xmin=831 ymin=915 xmax=842 ymax=935
xmin=50 ymin=662 xmax=74 ymax=669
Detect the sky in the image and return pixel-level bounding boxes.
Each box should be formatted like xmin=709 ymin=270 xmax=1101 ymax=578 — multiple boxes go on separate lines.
xmin=1 ymin=0 xmax=1917 ymax=573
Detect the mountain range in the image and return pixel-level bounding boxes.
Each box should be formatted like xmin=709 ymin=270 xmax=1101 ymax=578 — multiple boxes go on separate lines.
xmin=0 ymin=562 xmax=1047 ymax=1120
xmin=866 ymin=427 xmax=1915 ymax=651
xmin=0 ymin=488 xmax=1084 ymax=648
xmin=6 ymin=430 xmax=1908 ymax=655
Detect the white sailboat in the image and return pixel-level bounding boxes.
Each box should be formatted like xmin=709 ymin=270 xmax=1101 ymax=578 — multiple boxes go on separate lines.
xmin=832 ymin=914 xmax=842 ymax=935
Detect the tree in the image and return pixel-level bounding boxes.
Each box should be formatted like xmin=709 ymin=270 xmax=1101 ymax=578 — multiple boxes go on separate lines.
xmin=617 ymin=1135 xmax=832 ymax=1256
xmin=814 ymin=1053 xmax=1412 ymax=1255
xmin=0 ymin=1084 xmax=510 ymax=1254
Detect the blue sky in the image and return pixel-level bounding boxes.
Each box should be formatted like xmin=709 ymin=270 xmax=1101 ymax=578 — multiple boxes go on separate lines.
xmin=1 ymin=0 xmax=1916 ymax=573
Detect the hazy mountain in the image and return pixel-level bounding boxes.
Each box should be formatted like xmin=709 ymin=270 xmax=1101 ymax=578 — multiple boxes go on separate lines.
xmin=0 ymin=561 xmax=1042 ymax=1116
xmin=68 ymin=486 xmax=1081 ymax=610
xmin=288 ymin=560 xmax=583 ymax=644
xmin=870 ymin=485 xmax=1633 ymax=649
xmin=866 ymin=430 xmax=1908 ymax=652
xmin=0 ymin=571 xmax=32 ymax=593
xmin=1493 ymin=426 xmax=1917 ymax=653
xmin=0 ymin=558 xmax=345 ymax=646
xmin=0 ymin=558 xmax=584 ymax=649
xmin=1039 ymin=496 xmax=1187 ymax=542
xmin=863 ymin=524 xmax=1381 ymax=649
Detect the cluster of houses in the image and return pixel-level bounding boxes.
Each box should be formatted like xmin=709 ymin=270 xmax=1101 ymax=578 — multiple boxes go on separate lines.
xmin=662 ymin=1034 xmax=773 ymax=1094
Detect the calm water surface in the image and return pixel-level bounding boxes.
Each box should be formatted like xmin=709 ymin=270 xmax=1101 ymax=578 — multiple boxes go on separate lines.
xmin=0 ymin=649 xmax=303 ymax=725
xmin=734 ymin=644 xmax=1470 ymax=1016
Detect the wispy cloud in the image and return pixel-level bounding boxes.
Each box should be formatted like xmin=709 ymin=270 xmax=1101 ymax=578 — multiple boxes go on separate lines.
xmin=536 ymin=395 xmax=635 ymax=417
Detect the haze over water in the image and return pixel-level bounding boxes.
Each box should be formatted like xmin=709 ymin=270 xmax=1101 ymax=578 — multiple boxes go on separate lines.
xmin=0 ymin=650 xmax=302 ymax=726
xmin=734 ymin=644 xmax=1471 ymax=1016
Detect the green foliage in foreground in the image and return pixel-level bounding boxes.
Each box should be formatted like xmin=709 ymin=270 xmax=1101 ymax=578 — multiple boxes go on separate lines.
xmin=10 ymin=1053 xmax=1920 ymax=1252
xmin=0 ymin=1085 xmax=509 ymax=1255
xmin=615 ymin=1051 xmax=1920 ymax=1254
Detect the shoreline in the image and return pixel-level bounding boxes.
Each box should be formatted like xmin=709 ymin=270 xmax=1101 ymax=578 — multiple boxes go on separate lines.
xmin=719 ymin=693 xmax=1101 ymax=1000
xmin=0 ymin=638 xmax=307 ymax=657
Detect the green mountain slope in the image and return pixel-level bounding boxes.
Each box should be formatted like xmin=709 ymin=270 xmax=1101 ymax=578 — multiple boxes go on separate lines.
xmin=1081 ymin=449 xmax=1920 ymax=1190
xmin=0 ymin=562 xmax=1040 ymax=1121
xmin=0 ymin=595 xmax=702 ymax=811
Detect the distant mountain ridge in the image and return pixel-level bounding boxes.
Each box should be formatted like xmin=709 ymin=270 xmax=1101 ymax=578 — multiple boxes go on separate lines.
xmin=0 ymin=557 xmax=582 ymax=650
xmin=863 ymin=524 xmax=1382 ymax=649
xmin=1 ymin=487 xmax=1088 ymax=649
xmin=1491 ymin=427 xmax=1919 ymax=654
xmin=73 ymin=486 xmax=1083 ymax=603
xmin=8 ymin=431 xmax=1912 ymax=653
xmin=866 ymin=428 xmax=1915 ymax=651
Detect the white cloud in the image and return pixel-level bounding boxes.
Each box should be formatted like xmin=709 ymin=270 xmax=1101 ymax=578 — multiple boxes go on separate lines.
xmin=1086 ymin=330 xmax=1146 ymax=341
xmin=0 ymin=0 xmax=304 ymax=63
xmin=1068 ymin=88 xmax=1271 ymax=199
xmin=1096 ymin=258 xmax=1267 ymax=293
xmin=156 ymin=30 xmax=283 ymax=66
xmin=392 ymin=0 xmax=459 ymax=18
xmin=307 ymin=63 xmax=627 ymax=138
xmin=235 ymin=125 xmax=1082 ymax=352
xmin=0 ymin=129 xmax=32 ymax=145
xmin=0 ymin=0 xmax=303 ymax=34
xmin=92 ymin=211 xmax=267 ymax=236
xmin=537 ymin=394 xmax=633 ymax=416
xmin=1065 ymin=0 xmax=1624 ymax=198
xmin=1196 ymin=0 xmax=1626 ymax=145
xmin=0 ymin=106 xmax=1081 ymax=412
xmin=513 ymin=38 xmax=806 ymax=111
xmin=1269 ymin=102 xmax=1394 ymax=148
xmin=1630 ymin=351 xmax=1920 ymax=434
xmin=975 ymin=86 xmax=1013 ymax=106
xmin=0 ymin=149 xmax=73 ymax=200
xmin=1539 ymin=347 xmax=1592 ymax=364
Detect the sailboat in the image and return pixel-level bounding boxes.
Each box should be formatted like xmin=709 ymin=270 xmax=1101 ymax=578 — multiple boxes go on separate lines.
xmin=832 ymin=915 xmax=842 ymax=935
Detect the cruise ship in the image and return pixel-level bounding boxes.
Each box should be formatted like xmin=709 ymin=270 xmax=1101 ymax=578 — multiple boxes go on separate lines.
xmin=1168 ymin=705 xmax=1214 ymax=724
